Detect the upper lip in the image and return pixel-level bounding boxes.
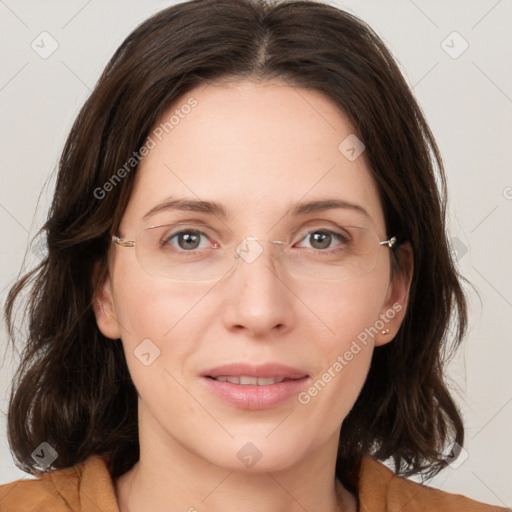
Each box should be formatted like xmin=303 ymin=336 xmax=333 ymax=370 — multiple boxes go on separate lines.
xmin=202 ymin=363 xmax=308 ymax=380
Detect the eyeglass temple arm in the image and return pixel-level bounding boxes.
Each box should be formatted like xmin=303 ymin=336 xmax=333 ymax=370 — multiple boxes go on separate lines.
xmin=379 ymin=236 xmax=397 ymax=248
xmin=112 ymin=235 xmax=136 ymax=248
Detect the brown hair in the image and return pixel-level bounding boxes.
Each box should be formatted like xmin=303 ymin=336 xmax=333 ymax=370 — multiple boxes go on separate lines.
xmin=4 ymin=0 xmax=467 ymax=491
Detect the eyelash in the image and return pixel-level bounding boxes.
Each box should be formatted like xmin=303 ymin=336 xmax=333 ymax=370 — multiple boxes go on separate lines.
xmin=162 ymin=227 xmax=350 ymax=253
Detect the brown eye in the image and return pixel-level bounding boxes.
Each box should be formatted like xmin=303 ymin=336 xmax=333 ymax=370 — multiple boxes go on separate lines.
xmin=309 ymin=231 xmax=332 ymax=250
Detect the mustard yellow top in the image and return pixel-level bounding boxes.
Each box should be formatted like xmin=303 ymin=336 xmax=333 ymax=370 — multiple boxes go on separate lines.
xmin=0 ymin=454 xmax=508 ymax=511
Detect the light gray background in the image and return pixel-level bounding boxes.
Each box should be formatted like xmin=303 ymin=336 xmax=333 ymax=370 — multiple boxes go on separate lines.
xmin=0 ymin=0 xmax=511 ymax=508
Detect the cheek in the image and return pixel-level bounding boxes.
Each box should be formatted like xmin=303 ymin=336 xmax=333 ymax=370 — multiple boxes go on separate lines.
xmin=297 ymin=272 xmax=390 ymax=409
xmin=304 ymin=269 xmax=390 ymax=344
xmin=110 ymin=265 xmax=213 ymax=378
xmin=112 ymin=247 xmax=209 ymax=330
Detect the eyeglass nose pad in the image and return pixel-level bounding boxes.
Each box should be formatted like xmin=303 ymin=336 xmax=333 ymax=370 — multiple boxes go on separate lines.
xmin=234 ymin=237 xmax=285 ymax=266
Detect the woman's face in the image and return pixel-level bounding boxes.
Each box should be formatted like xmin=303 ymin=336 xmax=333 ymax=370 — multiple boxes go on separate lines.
xmin=95 ymin=79 xmax=411 ymax=473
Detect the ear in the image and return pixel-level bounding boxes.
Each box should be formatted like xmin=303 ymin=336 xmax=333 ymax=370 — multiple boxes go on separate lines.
xmin=374 ymin=242 xmax=414 ymax=347
xmin=92 ymin=262 xmax=122 ymax=340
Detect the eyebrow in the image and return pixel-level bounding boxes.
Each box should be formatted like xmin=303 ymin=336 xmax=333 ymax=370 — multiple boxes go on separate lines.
xmin=288 ymin=199 xmax=371 ymax=220
xmin=143 ymin=197 xmax=372 ymax=222
xmin=143 ymin=198 xmax=228 ymax=221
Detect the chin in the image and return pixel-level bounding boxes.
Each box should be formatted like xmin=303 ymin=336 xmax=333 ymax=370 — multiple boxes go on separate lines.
xmin=192 ymin=431 xmax=311 ymax=473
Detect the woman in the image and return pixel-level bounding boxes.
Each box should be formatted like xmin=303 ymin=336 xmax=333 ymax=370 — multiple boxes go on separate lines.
xmin=0 ymin=0 xmax=508 ymax=510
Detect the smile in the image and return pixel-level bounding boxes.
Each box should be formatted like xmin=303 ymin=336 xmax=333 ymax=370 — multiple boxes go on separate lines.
xmin=210 ymin=376 xmax=288 ymax=385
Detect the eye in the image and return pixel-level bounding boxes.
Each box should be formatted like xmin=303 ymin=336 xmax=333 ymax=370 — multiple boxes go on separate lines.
xmin=295 ymin=229 xmax=349 ymax=251
xmin=164 ymin=229 xmax=212 ymax=251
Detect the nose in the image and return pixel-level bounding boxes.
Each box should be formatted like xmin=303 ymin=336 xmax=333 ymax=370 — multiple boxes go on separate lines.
xmin=220 ymin=238 xmax=296 ymax=338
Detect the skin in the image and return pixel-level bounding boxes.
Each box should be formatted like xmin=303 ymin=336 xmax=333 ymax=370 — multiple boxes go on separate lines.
xmin=94 ymin=79 xmax=413 ymax=512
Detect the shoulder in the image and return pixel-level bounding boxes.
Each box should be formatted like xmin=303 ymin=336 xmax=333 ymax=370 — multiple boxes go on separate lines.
xmin=0 ymin=455 xmax=119 ymax=512
xmin=357 ymin=456 xmax=510 ymax=512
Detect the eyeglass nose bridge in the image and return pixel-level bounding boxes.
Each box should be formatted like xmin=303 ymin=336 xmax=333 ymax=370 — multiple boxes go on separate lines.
xmin=233 ymin=236 xmax=287 ymax=265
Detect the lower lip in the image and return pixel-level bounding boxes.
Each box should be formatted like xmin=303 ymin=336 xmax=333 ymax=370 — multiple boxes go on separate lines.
xmin=202 ymin=376 xmax=309 ymax=410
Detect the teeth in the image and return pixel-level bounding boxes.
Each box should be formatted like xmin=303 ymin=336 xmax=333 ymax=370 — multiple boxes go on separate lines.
xmin=213 ymin=376 xmax=287 ymax=385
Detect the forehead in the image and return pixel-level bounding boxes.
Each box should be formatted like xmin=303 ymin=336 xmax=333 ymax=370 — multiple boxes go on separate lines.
xmin=123 ymin=79 xmax=385 ymax=233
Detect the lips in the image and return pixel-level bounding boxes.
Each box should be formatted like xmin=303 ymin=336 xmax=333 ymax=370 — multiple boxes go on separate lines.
xmin=212 ymin=376 xmax=286 ymax=385
xmin=202 ymin=362 xmax=308 ymax=381
xmin=201 ymin=363 xmax=310 ymax=410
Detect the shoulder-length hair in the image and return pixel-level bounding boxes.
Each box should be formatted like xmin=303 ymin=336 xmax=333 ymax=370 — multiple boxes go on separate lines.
xmin=4 ymin=0 xmax=467 ymax=491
